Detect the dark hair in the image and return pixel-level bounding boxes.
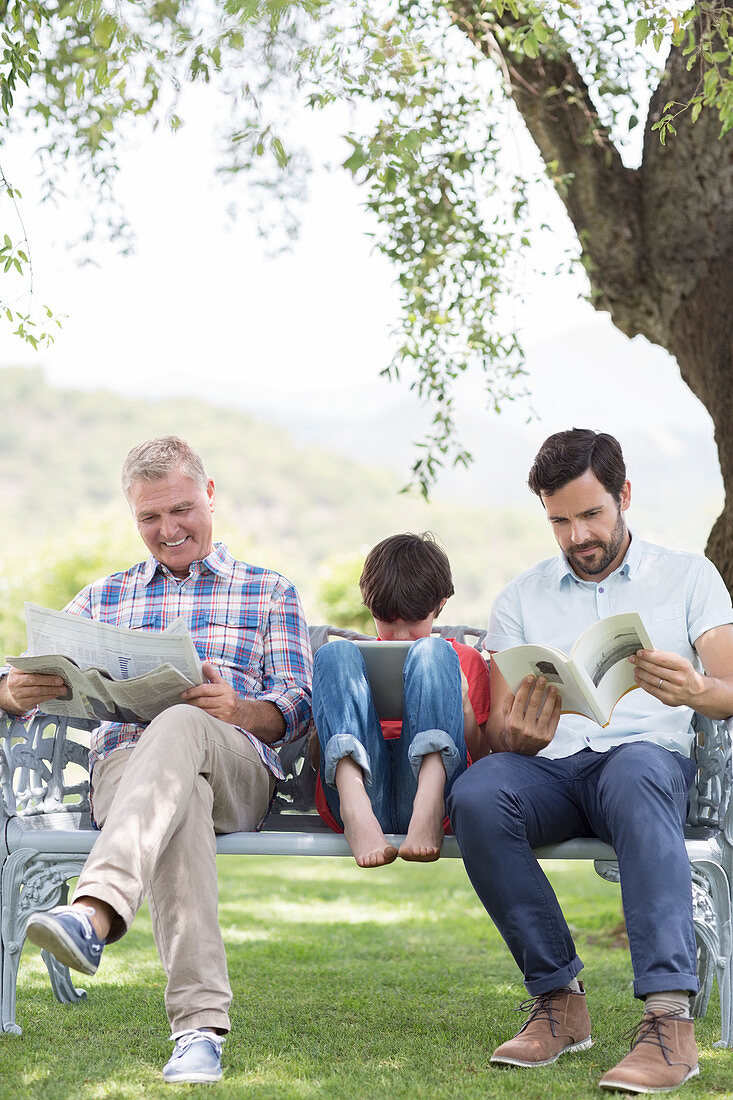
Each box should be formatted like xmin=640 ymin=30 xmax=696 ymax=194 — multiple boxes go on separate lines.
xmin=528 ymin=428 xmax=627 ymax=501
xmin=359 ymin=533 xmax=454 ymax=623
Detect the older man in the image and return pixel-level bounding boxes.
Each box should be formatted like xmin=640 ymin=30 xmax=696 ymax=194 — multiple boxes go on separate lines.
xmin=449 ymin=428 xmax=733 ymax=1094
xmin=0 ymin=436 xmax=312 ymax=1084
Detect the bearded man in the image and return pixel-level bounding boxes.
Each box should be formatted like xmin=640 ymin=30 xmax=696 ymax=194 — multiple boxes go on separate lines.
xmin=449 ymin=428 xmax=733 ymax=1094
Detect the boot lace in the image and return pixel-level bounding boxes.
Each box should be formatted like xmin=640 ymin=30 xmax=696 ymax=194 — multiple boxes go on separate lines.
xmin=623 ymin=1010 xmax=686 ymax=1065
xmin=516 ymin=987 xmax=573 ymax=1036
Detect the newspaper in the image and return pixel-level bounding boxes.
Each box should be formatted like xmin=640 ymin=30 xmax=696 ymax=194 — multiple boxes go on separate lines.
xmin=5 ymin=603 xmax=204 ymax=723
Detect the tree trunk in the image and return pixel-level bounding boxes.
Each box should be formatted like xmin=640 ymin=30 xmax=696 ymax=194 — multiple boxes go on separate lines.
xmin=668 ymin=251 xmax=733 ymax=576
xmin=450 ymin=1 xmax=733 ymax=586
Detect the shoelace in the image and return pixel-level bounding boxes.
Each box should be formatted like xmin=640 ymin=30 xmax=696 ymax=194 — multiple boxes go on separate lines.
xmin=68 ymin=906 xmax=98 ymax=941
xmin=623 ymin=1011 xmax=686 ymax=1064
xmin=516 ymin=988 xmax=571 ymax=1036
xmin=171 ymin=1029 xmax=225 ymax=1056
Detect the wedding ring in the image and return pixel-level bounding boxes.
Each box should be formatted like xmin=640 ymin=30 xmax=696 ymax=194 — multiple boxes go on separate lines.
xmin=658 ymin=677 xmax=664 ymax=688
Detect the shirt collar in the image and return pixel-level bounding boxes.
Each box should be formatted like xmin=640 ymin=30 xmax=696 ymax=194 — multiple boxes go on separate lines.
xmin=142 ymin=541 xmax=235 ymax=586
xmin=554 ymin=530 xmax=637 ymax=588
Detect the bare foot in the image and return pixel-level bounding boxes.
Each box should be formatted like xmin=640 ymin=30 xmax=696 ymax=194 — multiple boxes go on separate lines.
xmin=335 ymin=757 xmax=398 ymax=868
xmin=398 ymin=806 xmax=444 ymax=862
xmin=342 ymin=805 xmax=399 ymax=867
xmin=399 ymin=751 xmax=445 ymax=862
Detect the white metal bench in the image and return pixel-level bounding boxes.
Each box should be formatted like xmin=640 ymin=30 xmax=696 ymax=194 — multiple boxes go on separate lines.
xmin=2 ymin=625 xmax=731 ymax=1046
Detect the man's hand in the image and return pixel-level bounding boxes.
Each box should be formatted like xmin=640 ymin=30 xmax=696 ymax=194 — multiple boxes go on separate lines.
xmin=495 ymin=675 xmax=562 ymax=755
xmin=0 ymin=669 xmax=68 ymax=716
xmin=181 ymin=662 xmax=243 ymax=725
xmin=181 ymin=663 xmax=287 ymax=741
xmin=629 ymin=649 xmax=707 ymax=710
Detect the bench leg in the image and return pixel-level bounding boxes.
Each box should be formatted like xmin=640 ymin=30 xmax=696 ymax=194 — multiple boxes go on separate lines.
xmin=1 ymin=848 xmax=88 ymax=1035
xmin=691 ymin=860 xmax=733 ymax=1048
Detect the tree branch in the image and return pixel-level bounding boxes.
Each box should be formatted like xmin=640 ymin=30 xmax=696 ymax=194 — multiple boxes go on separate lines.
xmin=448 ymin=1 xmax=656 ymax=338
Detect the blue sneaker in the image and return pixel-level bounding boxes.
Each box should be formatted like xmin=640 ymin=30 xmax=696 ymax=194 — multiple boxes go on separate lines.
xmin=25 ymin=905 xmax=105 ymax=976
xmin=163 ymin=1030 xmax=224 ymax=1084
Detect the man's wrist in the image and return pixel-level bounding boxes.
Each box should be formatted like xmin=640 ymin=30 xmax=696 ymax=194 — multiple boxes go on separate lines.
xmin=0 ymin=675 xmax=21 ymax=717
xmin=692 ymin=675 xmax=733 ymax=720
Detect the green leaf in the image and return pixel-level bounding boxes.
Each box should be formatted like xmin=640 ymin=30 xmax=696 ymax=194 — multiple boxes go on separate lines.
xmin=523 ymin=33 xmax=539 ymax=60
xmin=271 ymin=136 xmax=288 ymax=168
xmin=635 ymin=19 xmax=649 ymax=47
xmin=93 ymin=16 xmax=116 ymax=50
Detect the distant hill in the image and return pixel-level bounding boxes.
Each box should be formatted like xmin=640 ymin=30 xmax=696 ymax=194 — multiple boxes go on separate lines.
xmin=0 ymin=366 xmax=557 ymax=630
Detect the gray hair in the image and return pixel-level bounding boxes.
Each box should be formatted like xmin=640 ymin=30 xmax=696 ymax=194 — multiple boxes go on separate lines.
xmin=121 ymin=436 xmax=208 ymax=499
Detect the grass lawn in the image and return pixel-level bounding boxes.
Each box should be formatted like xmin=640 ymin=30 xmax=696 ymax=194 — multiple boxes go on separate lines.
xmin=2 ymin=857 xmax=731 ymax=1099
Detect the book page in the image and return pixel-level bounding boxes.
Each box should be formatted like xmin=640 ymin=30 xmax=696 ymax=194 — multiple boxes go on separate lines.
xmin=570 ymin=612 xmax=653 ymax=721
xmin=492 ymin=645 xmax=600 ymax=722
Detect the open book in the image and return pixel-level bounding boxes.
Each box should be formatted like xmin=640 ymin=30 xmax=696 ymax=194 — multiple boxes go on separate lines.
xmin=491 ymin=612 xmax=654 ymax=726
xmin=5 ymin=603 xmax=204 ymax=724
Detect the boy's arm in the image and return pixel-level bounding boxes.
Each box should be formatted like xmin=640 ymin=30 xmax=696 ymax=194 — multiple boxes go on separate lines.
xmin=461 ymin=671 xmax=489 ymax=760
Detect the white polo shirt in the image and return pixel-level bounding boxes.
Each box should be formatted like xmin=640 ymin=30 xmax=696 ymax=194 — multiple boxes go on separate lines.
xmin=486 ymin=535 xmax=733 ymax=759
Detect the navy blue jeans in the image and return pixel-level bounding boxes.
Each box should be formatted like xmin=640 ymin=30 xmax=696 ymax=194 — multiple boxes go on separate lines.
xmin=448 ymin=742 xmax=698 ymax=999
xmin=313 ymin=636 xmax=467 ymax=833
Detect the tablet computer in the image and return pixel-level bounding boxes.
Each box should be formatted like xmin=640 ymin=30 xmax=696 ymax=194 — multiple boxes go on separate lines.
xmin=352 ymin=639 xmax=412 ymax=721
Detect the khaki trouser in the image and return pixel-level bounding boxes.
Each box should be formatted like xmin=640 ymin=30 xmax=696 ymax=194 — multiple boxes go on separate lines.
xmin=73 ymin=704 xmax=275 ymax=1034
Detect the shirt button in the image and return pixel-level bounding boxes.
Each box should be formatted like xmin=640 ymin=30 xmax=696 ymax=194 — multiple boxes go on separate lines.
xmin=598 ymin=586 xmax=604 ymax=593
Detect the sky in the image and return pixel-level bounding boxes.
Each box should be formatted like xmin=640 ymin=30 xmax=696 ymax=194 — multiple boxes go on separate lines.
xmin=0 ymin=56 xmax=721 ymax=523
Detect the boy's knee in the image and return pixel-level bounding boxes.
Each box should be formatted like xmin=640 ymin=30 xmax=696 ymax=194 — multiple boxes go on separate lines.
xmin=314 ymin=638 xmax=362 ymax=674
xmin=405 ymin=635 xmax=455 ymax=675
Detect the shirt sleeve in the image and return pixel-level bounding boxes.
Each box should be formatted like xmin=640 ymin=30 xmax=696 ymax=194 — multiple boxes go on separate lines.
xmin=257 ymin=580 xmax=313 ymax=743
xmin=458 ymin=646 xmax=491 ymax=726
xmin=485 ymin=581 xmax=527 ymax=652
xmin=62 ymin=585 xmax=96 ymax=619
xmin=688 ymin=556 xmax=733 ymax=647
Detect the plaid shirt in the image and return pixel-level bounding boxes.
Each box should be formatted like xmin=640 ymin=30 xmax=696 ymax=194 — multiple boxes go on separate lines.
xmin=60 ymin=542 xmax=313 ymax=778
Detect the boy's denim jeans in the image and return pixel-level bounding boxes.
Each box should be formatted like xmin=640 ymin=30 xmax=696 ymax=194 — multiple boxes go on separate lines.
xmin=312 ymin=636 xmax=467 ymax=833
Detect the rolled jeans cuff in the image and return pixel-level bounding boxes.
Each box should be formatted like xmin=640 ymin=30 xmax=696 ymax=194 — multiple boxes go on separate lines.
xmin=407 ymin=730 xmax=461 ymax=781
xmin=324 ymin=734 xmax=373 ymax=788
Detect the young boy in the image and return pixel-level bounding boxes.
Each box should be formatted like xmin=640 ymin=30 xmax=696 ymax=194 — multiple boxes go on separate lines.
xmin=311 ymin=533 xmax=491 ymax=867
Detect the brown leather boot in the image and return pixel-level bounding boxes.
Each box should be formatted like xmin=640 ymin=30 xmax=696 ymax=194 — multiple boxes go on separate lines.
xmin=490 ymin=982 xmax=593 ymax=1067
xmin=598 ymin=1010 xmax=699 ymax=1093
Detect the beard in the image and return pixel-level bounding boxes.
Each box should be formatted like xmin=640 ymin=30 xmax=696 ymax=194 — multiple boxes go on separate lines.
xmin=565 ymin=508 xmax=628 ymax=577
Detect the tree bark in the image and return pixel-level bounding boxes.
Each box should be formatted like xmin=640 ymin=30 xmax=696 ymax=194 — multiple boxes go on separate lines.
xmin=450 ymin=1 xmax=733 ymax=585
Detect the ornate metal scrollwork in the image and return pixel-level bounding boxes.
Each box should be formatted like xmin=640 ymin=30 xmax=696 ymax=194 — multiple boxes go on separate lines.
xmin=1 ymin=847 xmax=89 ymax=1033
xmin=593 ymin=859 xmax=620 ymax=885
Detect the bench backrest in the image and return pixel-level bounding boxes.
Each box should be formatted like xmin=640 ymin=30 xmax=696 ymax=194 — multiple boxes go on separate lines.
xmin=1 ymin=626 xmax=730 ymax=835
